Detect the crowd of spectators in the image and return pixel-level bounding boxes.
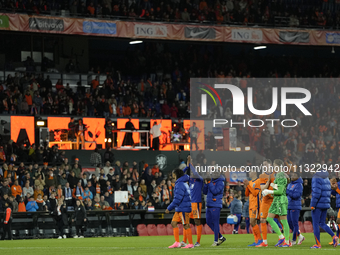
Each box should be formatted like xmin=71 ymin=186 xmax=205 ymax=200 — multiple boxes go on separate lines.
xmin=1 ymin=41 xmax=340 ymax=168
xmin=1 ymin=142 xmax=326 ymax=219
xmin=1 ymin=0 xmax=340 ymax=28
xmin=0 ymin=146 xmax=176 ymax=213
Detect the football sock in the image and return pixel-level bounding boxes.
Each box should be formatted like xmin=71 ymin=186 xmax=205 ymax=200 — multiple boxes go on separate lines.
xmin=173 ymin=227 xmax=179 ymax=242
xmin=281 ymin=219 xmax=290 ymax=243
xmin=253 ymin=225 xmax=261 ymax=241
xmin=261 ymin=223 xmax=267 ymax=241
xmin=196 ymin=225 xmax=202 ymax=243
xmin=267 ymin=217 xmax=281 ymax=238
xmin=183 ymin=228 xmax=187 ymax=243
xmin=186 ymin=228 xmax=193 ymax=245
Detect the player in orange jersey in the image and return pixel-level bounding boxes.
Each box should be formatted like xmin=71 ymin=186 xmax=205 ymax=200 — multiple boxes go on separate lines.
xmin=256 ymin=159 xmax=275 ymax=247
xmin=244 ymin=170 xmax=263 ymax=246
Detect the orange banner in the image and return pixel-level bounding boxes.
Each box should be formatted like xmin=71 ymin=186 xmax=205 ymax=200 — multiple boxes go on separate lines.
xmin=11 ymin=116 xmax=35 ymax=145
xmin=0 ymin=13 xmax=339 ymax=46
xmin=117 ymin=119 xmax=140 ymax=147
xmin=150 ymin=119 xmax=172 ymax=151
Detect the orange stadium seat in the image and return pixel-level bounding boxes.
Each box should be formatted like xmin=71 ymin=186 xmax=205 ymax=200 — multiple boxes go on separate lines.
xmin=157 ymin=224 xmax=167 ymax=236
xmin=303 ymin=221 xmax=313 ymax=233
xmin=204 ymin=224 xmax=214 ymax=235
xmin=147 ymin=224 xmax=157 ymax=236
xmin=137 ymin=224 xmax=148 ymax=236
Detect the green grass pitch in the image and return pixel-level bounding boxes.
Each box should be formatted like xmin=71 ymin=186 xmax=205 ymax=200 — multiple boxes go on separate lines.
xmin=0 ymin=233 xmax=337 ymax=255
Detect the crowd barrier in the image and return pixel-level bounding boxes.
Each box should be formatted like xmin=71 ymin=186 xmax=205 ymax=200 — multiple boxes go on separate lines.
xmin=0 ymin=208 xmax=312 ymax=239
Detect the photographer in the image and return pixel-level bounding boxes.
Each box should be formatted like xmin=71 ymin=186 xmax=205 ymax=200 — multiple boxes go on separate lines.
xmin=72 ymin=200 xmax=87 ymax=238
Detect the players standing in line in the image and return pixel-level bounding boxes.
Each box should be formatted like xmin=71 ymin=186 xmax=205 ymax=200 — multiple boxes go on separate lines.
xmin=181 ymin=156 xmax=203 ymax=247
xmin=166 ymin=168 xmax=194 ymax=249
xmin=286 ymin=172 xmax=305 ymax=245
xmin=331 ymin=178 xmax=340 ymax=245
xmin=262 ymin=159 xmax=290 ymax=247
xmin=256 ymin=159 xmax=275 ymax=247
xmin=203 ymin=172 xmax=226 ymax=246
xmin=244 ymin=171 xmax=263 ymax=246
xmin=309 ymin=168 xmax=338 ymax=249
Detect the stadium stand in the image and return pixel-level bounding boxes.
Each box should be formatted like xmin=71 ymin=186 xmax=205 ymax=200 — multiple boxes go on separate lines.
xmin=1 ymin=0 xmax=340 ymax=28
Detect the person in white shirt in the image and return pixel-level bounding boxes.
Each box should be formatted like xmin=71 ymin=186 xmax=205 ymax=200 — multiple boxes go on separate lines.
xmin=150 ymin=118 xmax=162 ymax=150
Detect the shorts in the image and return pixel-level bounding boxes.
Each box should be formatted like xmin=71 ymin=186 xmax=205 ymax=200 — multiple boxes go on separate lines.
xmin=172 ymin=212 xmax=190 ymax=225
xmin=190 ymin=202 xmax=202 ymax=219
xmin=249 ymin=208 xmax=260 ymax=220
xmin=260 ymin=200 xmax=273 ymax=219
xmin=268 ymin=201 xmax=288 ymax=216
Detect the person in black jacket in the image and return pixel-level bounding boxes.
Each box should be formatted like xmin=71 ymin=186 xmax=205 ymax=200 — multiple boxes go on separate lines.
xmin=72 ymin=200 xmax=87 ymax=238
xmin=52 ymin=198 xmax=68 ymax=239
xmin=1 ymin=202 xmax=12 ymax=240
xmin=122 ymin=117 xmax=135 ymax=146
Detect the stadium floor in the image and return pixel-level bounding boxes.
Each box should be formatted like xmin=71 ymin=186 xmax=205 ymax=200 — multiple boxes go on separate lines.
xmin=0 ymin=233 xmax=337 ymax=255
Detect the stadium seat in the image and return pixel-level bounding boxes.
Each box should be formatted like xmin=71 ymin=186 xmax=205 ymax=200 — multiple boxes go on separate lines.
xmin=225 ymin=224 xmax=234 ymax=234
xmin=157 ymin=224 xmax=167 ymax=236
xmin=147 ymin=224 xmax=157 ymax=236
xmin=303 ymin=221 xmax=313 ymax=233
xmin=222 ymin=223 xmax=233 ymax=234
xmin=201 ymin=225 xmax=206 ymax=235
xmin=178 ymin=224 xmax=184 ymax=235
xmin=299 ymin=221 xmax=305 ymax=233
xmin=239 ymin=228 xmax=247 ymax=234
xmin=190 ymin=224 xmax=196 ymax=235
xmin=137 ymin=224 xmax=148 ymax=236
xmin=249 ymin=226 xmax=253 ymax=234
xmin=166 ymin=224 xmax=173 ymax=235
xmin=267 ymin=224 xmax=272 ymax=234
xmin=219 ymin=224 xmax=224 ymax=234
xmin=204 ymin=224 xmax=214 ymax=235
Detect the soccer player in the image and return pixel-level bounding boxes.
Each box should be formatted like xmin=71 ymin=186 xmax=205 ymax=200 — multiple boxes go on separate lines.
xmin=203 ymin=173 xmax=226 ymax=246
xmin=256 ymin=159 xmax=275 ymax=247
xmin=244 ymin=170 xmax=263 ymax=246
xmin=262 ymin=159 xmax=290 ymax=247
xmin=309 ymin=169 xmax=338 ymax=248
xmin=182 ymin=156 xmax=203 ymax=247
xmin=286 ymin=172 xmax=305 ymax=245
xmin=330 ymin=178 xmax=340 ymax=245
xmin=166 ymin=168 xmax=194 ymax=249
